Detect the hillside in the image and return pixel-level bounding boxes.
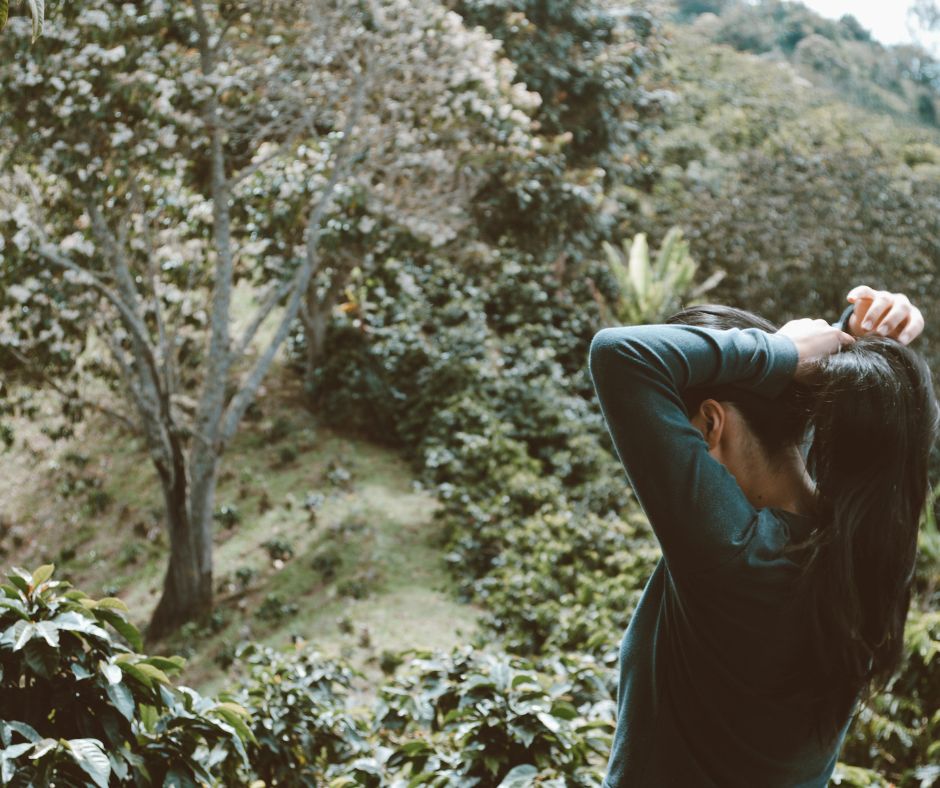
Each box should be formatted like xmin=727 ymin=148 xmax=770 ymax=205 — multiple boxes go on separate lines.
xmin=669 ymin=0 xmax=940 ymax=129
xmin=0 ymin=370 xmax=480 ymax=699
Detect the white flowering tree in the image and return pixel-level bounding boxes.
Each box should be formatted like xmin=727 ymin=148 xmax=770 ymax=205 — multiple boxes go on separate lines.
xmin=0 ymin=0 xmax=539 ymax=638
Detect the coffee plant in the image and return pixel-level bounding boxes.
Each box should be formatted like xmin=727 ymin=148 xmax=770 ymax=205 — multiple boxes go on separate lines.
xmin=0 ymin=564 xmax=252 ymax=785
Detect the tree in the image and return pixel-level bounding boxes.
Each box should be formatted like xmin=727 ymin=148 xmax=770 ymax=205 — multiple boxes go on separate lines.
xmin=0 ymin=0 xmax=538 ymax=639
xmin=910 ymin=0 xmax=940 ymax=33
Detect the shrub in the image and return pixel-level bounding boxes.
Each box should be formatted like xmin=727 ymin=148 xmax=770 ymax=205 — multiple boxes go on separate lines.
xmin=375 ymin=647 xmax=614 ymax=785
xmin=260 ymin=538 xmax=294 ymax=562
xmin=221 ymin=642 xmax=368 ymax=785
xmin=0 ymin=564 xmax=253 ymax=785
xmin=310 ymin=542 xmax=343 ymax=579
xmin=214 ymin=504 xmax=242 ymax=529
xmin=256 ymin=593 xmax=299 ymax=622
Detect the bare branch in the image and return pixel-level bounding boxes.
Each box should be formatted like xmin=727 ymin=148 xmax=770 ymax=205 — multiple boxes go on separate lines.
xmin=191 ymin=0 xmax=238 ymax=455
xmin=129 ymin=179 xmax=178 ymax=401
xmin=87 ymin=203 xmax=175 ymax=426
xmin=231 ymin=279 xmax=288 ymax=359
xmin=36 ymin=245 xmax=156 ymax=362
xmin=219 ymin=70 xmax=369 ymax=447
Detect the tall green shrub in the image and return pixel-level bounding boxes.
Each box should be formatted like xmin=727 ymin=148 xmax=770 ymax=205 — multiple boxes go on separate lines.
xmin=0 ymin=565 xmax=252 ymax=785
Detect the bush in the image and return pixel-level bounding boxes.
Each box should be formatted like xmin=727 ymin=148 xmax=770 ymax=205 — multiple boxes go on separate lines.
xmin=374 ymin=647 xmax=614 ymax=785
xmin=221 ymin=642 xmax=368 ymax=785
xmin=0 ymin=564 xmax=253 ymax=785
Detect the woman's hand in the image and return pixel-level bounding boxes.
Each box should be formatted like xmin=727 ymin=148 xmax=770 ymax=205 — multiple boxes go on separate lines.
xmin=845 ymin=285 xmax=924 ymax=345
xmin=776 ymin=319 xmax=855 ymax=382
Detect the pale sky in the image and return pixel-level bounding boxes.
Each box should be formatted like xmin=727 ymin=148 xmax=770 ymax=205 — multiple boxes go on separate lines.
xmin=797 ymin=0 xmax=940 ymax=50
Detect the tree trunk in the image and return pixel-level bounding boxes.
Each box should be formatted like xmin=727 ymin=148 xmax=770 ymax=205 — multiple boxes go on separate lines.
xmin=146 ymin=445 xmax=216 ymax=643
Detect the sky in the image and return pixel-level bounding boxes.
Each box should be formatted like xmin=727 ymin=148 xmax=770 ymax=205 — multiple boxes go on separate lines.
xmin=797 ymin=0 xmax=940 ymax=50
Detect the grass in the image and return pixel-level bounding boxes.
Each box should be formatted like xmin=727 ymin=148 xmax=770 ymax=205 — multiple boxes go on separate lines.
xmin=0 ymin=367 xmax=480 ymax=699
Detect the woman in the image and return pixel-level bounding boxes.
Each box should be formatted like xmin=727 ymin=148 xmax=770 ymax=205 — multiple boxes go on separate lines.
xmin=588 ymin=285 xmax=937 ymax=786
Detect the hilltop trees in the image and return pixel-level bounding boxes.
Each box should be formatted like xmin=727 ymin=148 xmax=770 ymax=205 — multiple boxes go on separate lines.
xmin=0 ymin=0 xmax=539 ymax=639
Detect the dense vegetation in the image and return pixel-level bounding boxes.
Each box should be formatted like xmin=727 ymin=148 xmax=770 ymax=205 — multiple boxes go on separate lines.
xmin=1 ymin=0 xmax=939 ymax=785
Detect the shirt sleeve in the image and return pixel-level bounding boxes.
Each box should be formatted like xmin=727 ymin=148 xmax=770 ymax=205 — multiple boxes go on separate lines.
xmin=588 ymin=324 xmax=799 ymax=578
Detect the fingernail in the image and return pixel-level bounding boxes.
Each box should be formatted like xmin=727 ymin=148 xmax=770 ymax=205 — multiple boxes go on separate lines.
xmin=876 ymin=325 xmax=888 ymax=335
xmin=862 ymin=320 xmax=872 ymax=329
xmin=899 ymin=332 xmax=910 ymax=344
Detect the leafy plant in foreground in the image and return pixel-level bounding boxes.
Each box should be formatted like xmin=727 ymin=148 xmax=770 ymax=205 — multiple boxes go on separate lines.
xmin=0 ymin=564 xmax=252 ymax=785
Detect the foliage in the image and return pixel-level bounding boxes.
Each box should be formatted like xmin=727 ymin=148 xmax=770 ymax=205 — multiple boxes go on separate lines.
xmin=700 ymin=0 xmax=939 ymax=123
xmin=594 ymin=226 xmax=723 ymax=325
xmin=218 ymin=643 xmax=368 ymax=786
xmin=454 ymin=0 xmax=668 ymax=169
xmin=0 ymin=0 xmax=44 ymax=41
xmin=0 ymin=0 xmax=545 ymax=636
xmin=372 ymin=647 xmax=614 ymax=785
xmin=0 ymin=564 xmax=252 ymax=785
xmin=650 ymin=148 xmax=940 ymax=371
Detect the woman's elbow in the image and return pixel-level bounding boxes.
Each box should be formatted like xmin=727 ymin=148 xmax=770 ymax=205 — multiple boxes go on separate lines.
xmin=589 ymin=327 xmax=629 ymax=381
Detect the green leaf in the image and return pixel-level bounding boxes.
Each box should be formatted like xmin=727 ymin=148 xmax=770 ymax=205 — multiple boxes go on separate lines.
xmin=95 ymin=597 xmax=128 ymax=612
xmin=105 ymin=681 xmax=135 ymax=722
xmin=100 ymin=660 xmax=122 ymax=685
xmin=118 ymin=662 xmax=153 ymax=689
xmin=498 ymin=764 xmax=538 ymax=787
xmin=536 ymin=711 xmax=561 ymax=734
xmin=34 ymin=621 xmax=60 ymax=648
xmin=212 ymin=705 xmax=256 ymax=746
xmin=65 ymin=738 xmax=110 ymax=788
xmin=141 ymin=655 xmax=186 ymax=673
xmin=6 ymin=574 xmax=29 ymax=595
xmin=0 ymin=598 xmax=28 ymax=619
xmin=12 ymin=622 xmax=36 ymax=651
xmin=4 ymin=721 xmax=39 ymax=743
xmin=28 ymin=738 xmax=56 ymax=759
xmin=0 ymin=0 xmax=8 ymax=33
xmin=95 ymin=608 xmax=143 ymax=651
xmin=50 ymin=611 xmax=110 ymax=642
xmin=23 ymin=640 xmax=57 ymax=679
xmin=30 ymin=564 xmax=54 ymax=588
xmin=132 ymin=662 xmax=171 ymax=685
xmin=26 ymin=0 xmax=43 ymax=42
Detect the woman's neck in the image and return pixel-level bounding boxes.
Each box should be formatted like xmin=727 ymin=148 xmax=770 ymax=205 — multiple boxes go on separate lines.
xmin=751 ymin=444 xmax=817 ymax=517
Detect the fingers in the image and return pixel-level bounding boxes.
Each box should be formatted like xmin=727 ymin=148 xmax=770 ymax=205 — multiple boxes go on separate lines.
xmin=847 ymin=284 xmax=878 ymax=303
xmin=874 ymin=296 xmax=911 ymax=337
xmin=898 ymin=308 xmax=925 ymax=345
xmin=846 ymin=287 xmax=925 ymax=344
xmin=858 ymin=292 xmax=893 ymax=331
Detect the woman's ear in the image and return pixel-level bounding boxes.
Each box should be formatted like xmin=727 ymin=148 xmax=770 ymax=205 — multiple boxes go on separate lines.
xmin=697 ymin=399 xmax=726 ymax=450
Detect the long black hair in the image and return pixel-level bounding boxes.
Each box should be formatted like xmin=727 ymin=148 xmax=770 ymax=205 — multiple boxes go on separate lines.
xmin=667 ymin=303 xmax=939 ymax=743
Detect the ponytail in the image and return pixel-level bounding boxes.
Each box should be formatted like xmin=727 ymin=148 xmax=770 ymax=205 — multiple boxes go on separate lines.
xmin=666 ymin=306 xmax=940 ymax=743
xmin=795 ymin=336 xmax=939 ymax=741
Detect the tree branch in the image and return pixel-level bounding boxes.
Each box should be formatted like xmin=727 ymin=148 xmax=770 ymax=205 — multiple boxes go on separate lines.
xmin=218 ymin=69 xmax=369 ymax=447
xmin=228 ymin=108 xmax=316 ymax=188
xmin=192 ymin=0 xmax=237 ymax=454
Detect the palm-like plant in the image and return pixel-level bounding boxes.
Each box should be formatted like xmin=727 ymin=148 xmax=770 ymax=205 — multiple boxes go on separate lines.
xmin=594 ymin=226 xmax=725 ymax=326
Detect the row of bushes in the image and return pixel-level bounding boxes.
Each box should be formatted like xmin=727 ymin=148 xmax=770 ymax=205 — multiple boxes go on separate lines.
xmin=0 ymin=565 xmax=618 ymax=784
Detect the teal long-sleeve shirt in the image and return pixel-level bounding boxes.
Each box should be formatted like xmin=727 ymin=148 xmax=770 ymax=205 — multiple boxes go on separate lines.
xmin=588 ymin=324 xmax=850 ymax=787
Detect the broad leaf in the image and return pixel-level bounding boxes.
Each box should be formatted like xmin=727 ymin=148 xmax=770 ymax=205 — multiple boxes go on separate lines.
xmin=26 ymin=0 xmax=43 ymax=42
xmin=65 ymin=738 xmax=110 ymax=788
xmin=30 ymin=564 xmax=54 ymax=589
